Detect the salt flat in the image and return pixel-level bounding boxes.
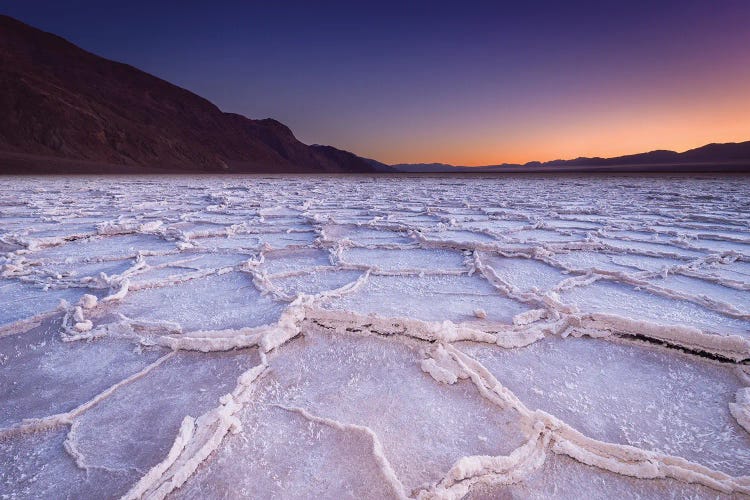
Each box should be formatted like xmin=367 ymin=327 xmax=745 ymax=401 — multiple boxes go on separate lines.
xmin=1 ymin=174 xmax=749 ymax=499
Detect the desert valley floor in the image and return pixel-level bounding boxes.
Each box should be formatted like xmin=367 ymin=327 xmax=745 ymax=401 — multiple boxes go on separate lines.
xmin=1 ymin=174 xmax=749 ymax=499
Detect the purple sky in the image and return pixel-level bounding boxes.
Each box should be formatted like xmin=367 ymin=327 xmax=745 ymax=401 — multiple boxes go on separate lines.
xmin=4 ymin=1 xmax=750 ymax=165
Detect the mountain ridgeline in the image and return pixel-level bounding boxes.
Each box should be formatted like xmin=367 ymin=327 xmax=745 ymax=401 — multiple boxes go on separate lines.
xmin=0 ymin=14 xmax=748 ymax=174
xmin=392 ymin=141 xmax=750 ymax=173
xmin=0 ymin=15 xmax=390 ymax=174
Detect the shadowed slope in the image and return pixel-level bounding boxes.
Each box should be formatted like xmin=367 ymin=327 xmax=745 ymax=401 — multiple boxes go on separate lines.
xmin=0 ymin=15 xmax=387 ymax=173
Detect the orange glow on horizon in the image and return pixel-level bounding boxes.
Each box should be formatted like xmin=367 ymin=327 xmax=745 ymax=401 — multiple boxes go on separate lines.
xmin=342 ymin=68 xmax=750 ymax=167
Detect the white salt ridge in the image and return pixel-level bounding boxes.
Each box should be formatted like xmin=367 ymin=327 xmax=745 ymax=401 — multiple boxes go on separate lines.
xmin=560 ymin=280 xmax=750 ymax=338
xmin=461 ymin=336 xmax=750 ymax=476
xmin=1 ymin=175 xmax=749 ymax=499
xmin=647 ymin=274 xmax=750 ymax=315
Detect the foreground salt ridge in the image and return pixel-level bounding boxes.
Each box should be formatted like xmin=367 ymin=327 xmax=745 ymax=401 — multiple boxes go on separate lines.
xmin=416 ymin=344 xmax=750 ymax=498
xmin=0 ymin=176 xmax=749 ymax=499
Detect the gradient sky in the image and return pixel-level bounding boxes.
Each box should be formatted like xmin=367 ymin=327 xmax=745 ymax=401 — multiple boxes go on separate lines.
xmin=3 ymin=1 xmax=750 ymax=165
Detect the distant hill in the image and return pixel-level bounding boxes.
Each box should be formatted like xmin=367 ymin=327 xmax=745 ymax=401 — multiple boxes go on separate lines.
xmin=0 ymin=15 xmax=388 ymax=174
xmin=392 ymin=141 xmax=750 ymax=173
xmin=542 ymin=142 xmax=750 ymax=168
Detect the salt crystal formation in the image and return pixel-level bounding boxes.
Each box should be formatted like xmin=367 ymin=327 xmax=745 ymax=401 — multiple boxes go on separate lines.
xmin=1 ymin=175 xmax=749 ymax=499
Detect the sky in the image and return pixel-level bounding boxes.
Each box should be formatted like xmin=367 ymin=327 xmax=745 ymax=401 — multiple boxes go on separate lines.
xmin=3 ymin=1 xmax=750 ymax=166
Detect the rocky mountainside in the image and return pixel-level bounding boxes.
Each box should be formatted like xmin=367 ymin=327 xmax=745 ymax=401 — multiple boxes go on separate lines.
xmin=0 ymin=15 xmax=387 ymax=173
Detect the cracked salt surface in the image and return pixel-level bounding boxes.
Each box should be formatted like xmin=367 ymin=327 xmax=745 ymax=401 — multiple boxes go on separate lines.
xmin=1 ymin=174 xmax=750 ymax=499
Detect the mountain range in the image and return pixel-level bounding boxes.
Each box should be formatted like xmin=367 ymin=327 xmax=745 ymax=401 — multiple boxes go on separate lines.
xmin=0 ymin=14 xmax=748 ymax=175
xmin=392 ymin=141 xmax=750 ymax=173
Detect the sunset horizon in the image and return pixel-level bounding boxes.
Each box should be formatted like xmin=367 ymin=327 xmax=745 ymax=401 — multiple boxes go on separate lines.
xmin=3 ymin=1 xmax=749 ymax=167
xmin=386 ymin=136 xmax=750 ymax=167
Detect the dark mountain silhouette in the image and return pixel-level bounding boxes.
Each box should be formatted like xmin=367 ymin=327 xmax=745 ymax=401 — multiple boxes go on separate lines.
xmin=0 ymin=15 xmax=390 ymax=174
xmin=392 ymin=141 xmax=750 ymax=173
xmin=541 ymin=142 xmax=750 ymax=168
xmin=0 ymin=15 xmax=746 ymax=175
